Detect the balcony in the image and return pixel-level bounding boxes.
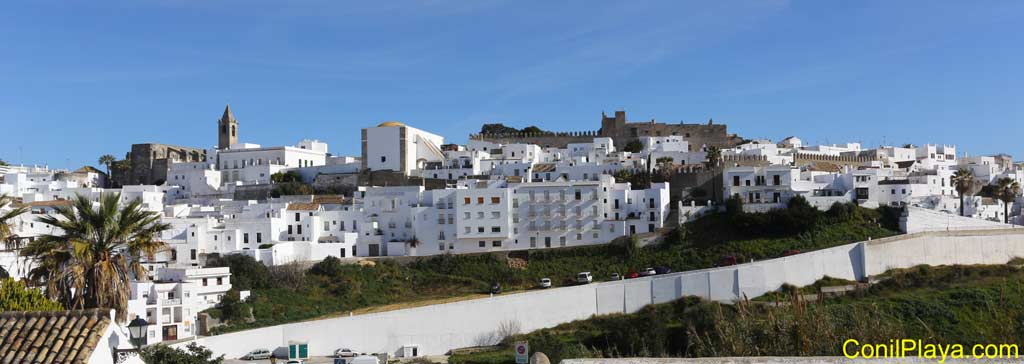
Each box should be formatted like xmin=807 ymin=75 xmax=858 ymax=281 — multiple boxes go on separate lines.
xmin=162 ymin=298 xmax=182 ymax=306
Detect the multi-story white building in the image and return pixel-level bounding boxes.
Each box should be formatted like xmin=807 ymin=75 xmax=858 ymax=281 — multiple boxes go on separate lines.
xmin=362 ymin=121 xmax=446 ymax=175
xmin=126 ymin=267 xmax=232 ymax=343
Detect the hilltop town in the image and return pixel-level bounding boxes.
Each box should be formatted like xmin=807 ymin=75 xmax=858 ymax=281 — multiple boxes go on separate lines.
xmin=1 ymin=106 xmax=1022 ymax=363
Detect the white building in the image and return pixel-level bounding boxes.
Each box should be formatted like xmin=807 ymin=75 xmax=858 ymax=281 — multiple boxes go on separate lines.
xmin=362 ymin=121 xmax=445 ymax=175
xmin=126 ymin=267 xmax=232 ymax=343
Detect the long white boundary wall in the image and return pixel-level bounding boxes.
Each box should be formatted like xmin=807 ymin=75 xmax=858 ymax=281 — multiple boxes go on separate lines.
xmin=182 ymin=229 xmax=1024 ymax=359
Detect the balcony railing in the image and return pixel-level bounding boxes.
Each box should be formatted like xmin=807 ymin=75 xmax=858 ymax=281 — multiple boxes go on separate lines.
xmin=162 ymin=298 xmax=182 ymax=305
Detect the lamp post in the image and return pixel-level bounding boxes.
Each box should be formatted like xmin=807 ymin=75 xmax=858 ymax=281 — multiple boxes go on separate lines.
xmin=113 ymin=315 xmax=149 ymax=364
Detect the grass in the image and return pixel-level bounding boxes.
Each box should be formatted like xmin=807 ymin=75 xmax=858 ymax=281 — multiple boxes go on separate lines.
xmin=451 ymin=263 xmax=1024 ymax=364
xmin=204 ymin=203 xmax=900 ymax=334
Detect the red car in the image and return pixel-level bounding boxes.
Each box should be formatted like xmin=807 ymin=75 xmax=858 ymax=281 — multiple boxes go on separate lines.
xmin=719 ymin=255 xmax=737 ymax=266
xmin=625 ymin=271 xmax=640 ymax=279
xmin=782 ymin=249 xmax=801 ymax=257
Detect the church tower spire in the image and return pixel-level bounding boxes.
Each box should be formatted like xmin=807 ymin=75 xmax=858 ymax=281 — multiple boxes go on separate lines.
xmin=218 ymin=104 xmax=238 ymax=150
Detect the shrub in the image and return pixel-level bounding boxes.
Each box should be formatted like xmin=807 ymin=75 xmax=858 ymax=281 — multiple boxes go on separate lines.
xmin=0 ymin=278 xmax=63 ymax=311
xmin=204 ymin=254 xmax=270 ymax=290
xmin=140 ymin=342 xmax=224 ymax=364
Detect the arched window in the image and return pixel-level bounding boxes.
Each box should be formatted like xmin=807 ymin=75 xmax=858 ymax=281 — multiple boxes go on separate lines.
xmin=231 ymin=125 xmax=236 ymax=137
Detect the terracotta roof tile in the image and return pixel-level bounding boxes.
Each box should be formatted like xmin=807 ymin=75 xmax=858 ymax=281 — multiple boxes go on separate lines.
xmin=286 ymin=202 xmax=321 ymax=211
xmin=0 ymin=309 xmax=112 ymax=364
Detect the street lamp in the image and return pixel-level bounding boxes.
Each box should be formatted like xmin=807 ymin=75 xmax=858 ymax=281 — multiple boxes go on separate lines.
xmin=113 ymin=315 xmax=150 ymax=364
xmin=127 ymin=315 xmax=149 ymax=348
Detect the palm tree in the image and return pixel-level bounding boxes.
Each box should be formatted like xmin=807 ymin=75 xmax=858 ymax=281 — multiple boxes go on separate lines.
xmin=20 ymin=193 xmax=169 ymax=321
xmin=0 ymin=194 xmax=28 ymax=250
xmin=98 ymin=154 xmax=116 ymax=177
xmin=952 ymin=168 xmax=976 ymax=217
xmin=705 ymin=146 xmax=722 ymax=169
xmin=995 ymin=177 xmax=1021 ymax=224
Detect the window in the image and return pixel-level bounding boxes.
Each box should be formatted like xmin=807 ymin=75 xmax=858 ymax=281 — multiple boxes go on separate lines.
xmin=649 ymin=199 xmax=655 ymax=208
xmin=733 ymin=176 xmax=740 ymax=186
xmin=544 ymin=237 xmax=551 ymax=248
xmin=216 ymin=277 xmax=223 ymax=285
xmin=559 ymin=236 xmax=566 ymax=246
xmin=575 ymin=190 xmax=582 ymax=200
xmin=243 ymin=233 xmax=249 ymax=244
xmin=464 ymin=227 xmax=471 ymax=234
xmin=491 ymin=226 xmax=501 ymax=233
xmin=491 ymin=197 xmax=501 ymax=204
xmin=324 ymin=221 xmax=330 ymax=231
xmin=288 ymin=225 xmax=293 ymax=234
xmin=202 ymin=278 xmax=208 ymax=287
xmin=478 ymin=227 xmax=485 ymax=233
xmin=464 ymin=197 xmax=471 ymax=205
xmin=479 ymin=241 xmax=486 ymax=248
xmin=576 ymin=233 xmax=583 ymax=240
xmin=477 ymin=212 xmax=485 ymax=219
xmin=190 ymin=249 xmax=196 ymax=260
xmin=491 ymin=211 xmax=500 ymax=219
xmin=256 ymin=233 xmax=262 ymax=243
xmin=294 ymin=213 xmax=300 ymax=222
xmin=381 ymin=156 xmax=386 ymax=163
xmin=464 ymin=212 xmax=471 ymax=220
xmin=477 ymin=197 xmax=484 ymax=204
xmin=492 ymin=240 xmax=501 ymax=247
xmin=530 ymin=237 xmax=537 ymax=248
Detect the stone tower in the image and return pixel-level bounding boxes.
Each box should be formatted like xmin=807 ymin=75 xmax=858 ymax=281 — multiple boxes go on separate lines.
xmin=217 ymin=104 xmax=238 ymax=150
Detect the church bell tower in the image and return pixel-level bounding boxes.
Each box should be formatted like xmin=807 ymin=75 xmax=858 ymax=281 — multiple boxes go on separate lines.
xmin=218 ymin=104 xmax=238 ymax=150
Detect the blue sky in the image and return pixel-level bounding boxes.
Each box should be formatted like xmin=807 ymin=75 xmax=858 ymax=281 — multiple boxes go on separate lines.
xmin=1 ymin=1 xmax=1022 ymax=169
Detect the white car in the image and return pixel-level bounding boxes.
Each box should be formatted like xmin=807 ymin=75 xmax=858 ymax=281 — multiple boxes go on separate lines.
xmin=640 ymin=267 xmax=657 ymax=276
xmin=335 ymin=348 xmax=357 ymax=358
xmin=576 ymin=272 xmax=593 ymax=284
xmin=539 ymin=278 xmax=552 ymax=288
xmin=242 ymin=349 xmax=272 ymax=360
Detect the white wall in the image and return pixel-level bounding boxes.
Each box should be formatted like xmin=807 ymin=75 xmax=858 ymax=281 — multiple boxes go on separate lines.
xmin=179 ymin=227 xmax=1024 ymax=360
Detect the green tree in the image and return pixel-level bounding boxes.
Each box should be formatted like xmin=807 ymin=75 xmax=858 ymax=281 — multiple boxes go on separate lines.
xmin=520 ymin=126 xmax=545 ymax=134
xmin=270 ymin=170 xmax=303 ymax=183
xmin=1 ymin=193 xmax=28 ymax=250
xmin=204 ymin=254 xmax=270 ymax=290
xmin=139 ymin=342 xmax=224 ymax=364
xmin=0 ymin=278 xmax=63 ymax=311
xmin=20 ymin=193 xmax=170 ymax=321
xmin=623 ymin=139 xmax=643 ymax=153
xmin=952 ymin=168 xmax=976 ymax=217
xmin=98 ymin=154 xmax=116 ymax=177
xmin=0 ymin=159 xmax=7 ymax=166
xmin=995 ymin=177 xmax=1021 ymax=224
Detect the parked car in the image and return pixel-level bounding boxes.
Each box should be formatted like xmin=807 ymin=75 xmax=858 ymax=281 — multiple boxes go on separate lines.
xmin=576 ymin=272 xmax=593 ymax=284
xmin=490 ymin=282 xmax=502 ymax=294
xmin=640 ymin=267 xmax=657 ymax=276
xmin=720 ymin=255 xmax=737 ymax=266
xmin=610 ymin=272 xmax=621 ymax=280
xmin=539 ymin=278 xmax=552 ymax=288
xmin=654 ymin=266 xmax=672 ymax=275
xmin=334 ymin=348 xmax=357 ymax=358
xmin=242 ymin=349 xmax=272 ymax=360
xmin=286 ymin=360 xmax=304 ymax=364
xmin=625 ymin=270 xmax=640 ymax=279
xmin=782 ymin=249 xmax=801 ymax=257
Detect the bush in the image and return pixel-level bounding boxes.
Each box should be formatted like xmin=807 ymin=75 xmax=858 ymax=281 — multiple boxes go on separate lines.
xmin=309 ymin=256 xmax=345 ymax=276
xmin=204 ymin=254 xmax=270 ymax=290
xmin=140 ymin=342 xmax=224 ymax=364
xmin=0 ymin=278 xmax=63 ymax=311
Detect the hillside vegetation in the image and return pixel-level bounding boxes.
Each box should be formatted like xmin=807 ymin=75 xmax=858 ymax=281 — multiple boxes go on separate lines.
xmin=203 ymin=200 xmax=900 ymax=334
xmin=450 ymin=263 xmax=1024 ymax=364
